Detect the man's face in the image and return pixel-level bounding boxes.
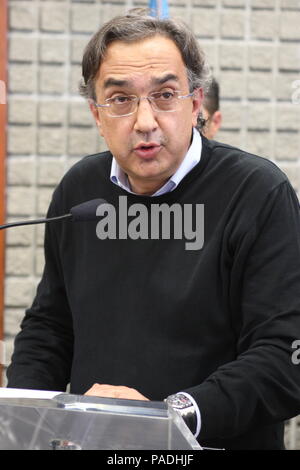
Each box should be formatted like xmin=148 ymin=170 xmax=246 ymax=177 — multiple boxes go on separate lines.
xmin=90 ymin=35 xmax=203 ymax=195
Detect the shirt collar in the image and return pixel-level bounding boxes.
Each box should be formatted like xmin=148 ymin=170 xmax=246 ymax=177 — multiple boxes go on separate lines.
xmin=110 ymin=128 xmax=202 ymax=196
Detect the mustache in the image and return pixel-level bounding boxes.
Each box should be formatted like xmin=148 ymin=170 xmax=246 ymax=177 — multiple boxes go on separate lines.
xmin=132 ymin=134 xmax=169 ymax=148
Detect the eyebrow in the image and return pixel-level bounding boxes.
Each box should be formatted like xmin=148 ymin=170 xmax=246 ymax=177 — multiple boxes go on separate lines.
xmin=103 ymin=78 xmax=129 ymax=89
xmin=103 ymin=73 xmax=179 ymax=90
xmin=152 ymin=73 xmax=179 ymax=85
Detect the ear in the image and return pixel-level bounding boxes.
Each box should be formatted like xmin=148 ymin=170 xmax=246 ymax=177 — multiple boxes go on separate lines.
xmin=192 ymin=88 xmax=204 ymax=128
xmin=88 ymin=100 xmax=104 ymax=137
xmin=210 ymin=110 xmax=222 ymax=136
xmin=202 ymin=110 xmax=222 ymax=139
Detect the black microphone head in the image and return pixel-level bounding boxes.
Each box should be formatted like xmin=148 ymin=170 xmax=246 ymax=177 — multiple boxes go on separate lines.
xmin=70 ymin=199 xmax=108 ymax=222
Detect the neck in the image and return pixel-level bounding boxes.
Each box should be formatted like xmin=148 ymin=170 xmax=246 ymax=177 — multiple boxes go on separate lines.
xmin=127 ymin=175 xmax=169 ymax=196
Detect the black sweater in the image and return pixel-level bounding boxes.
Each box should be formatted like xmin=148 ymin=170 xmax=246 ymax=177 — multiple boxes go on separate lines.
xmin=7 ymin=136 xmax=300 ymax=449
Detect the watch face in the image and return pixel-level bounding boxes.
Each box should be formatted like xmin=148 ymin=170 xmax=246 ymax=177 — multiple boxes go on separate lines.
xmin=168 ymin=394 xmax=192 ymax=409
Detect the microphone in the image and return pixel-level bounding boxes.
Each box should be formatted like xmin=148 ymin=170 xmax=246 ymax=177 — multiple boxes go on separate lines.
xmin=0 ymin=198 xmax=107 ymax=230
xmin=70 ymin=198 xmax=107 ymax=221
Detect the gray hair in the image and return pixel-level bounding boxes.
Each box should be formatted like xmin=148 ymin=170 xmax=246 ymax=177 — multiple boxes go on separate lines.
xmin=79 ymin=8 xmax=212 ymax=129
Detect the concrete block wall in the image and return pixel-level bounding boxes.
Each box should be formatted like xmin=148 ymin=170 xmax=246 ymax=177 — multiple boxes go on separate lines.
xmin=3 ymin=0 xmax=300 ymax=448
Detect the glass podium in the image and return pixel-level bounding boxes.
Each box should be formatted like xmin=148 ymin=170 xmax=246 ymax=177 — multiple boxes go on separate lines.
xmin=0 ymin=389 xmax=202 ymax=450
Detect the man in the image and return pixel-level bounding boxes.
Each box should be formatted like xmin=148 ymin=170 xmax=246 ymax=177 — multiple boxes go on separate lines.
xmin=7 ymin=10 xmax=300 ymax=450
xmin=202 ymin=77 xmax=222 ymax=139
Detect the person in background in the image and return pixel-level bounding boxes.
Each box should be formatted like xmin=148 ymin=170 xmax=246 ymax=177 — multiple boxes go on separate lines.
xmin=201 ymin=77 xmax=222 ymax=139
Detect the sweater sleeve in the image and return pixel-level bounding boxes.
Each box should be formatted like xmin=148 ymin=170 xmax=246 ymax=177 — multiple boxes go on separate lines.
xmin=6 ymin=196 xmax=74 ymax=391
xmin=184 ymin=181 xmax=300 ymax=441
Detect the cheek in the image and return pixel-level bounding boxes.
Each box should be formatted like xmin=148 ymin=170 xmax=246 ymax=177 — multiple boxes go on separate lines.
xmin=172 ymin=113 xmax=193 ymax=136
xmin=101 ymin=120 xmax=133 ymax=153
xmin=101 ymin=120 xmax=120 ymax=139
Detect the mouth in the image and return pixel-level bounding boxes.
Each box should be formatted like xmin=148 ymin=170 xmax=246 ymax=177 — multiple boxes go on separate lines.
xmin=133 ymin=142 xmax=162 ymax=159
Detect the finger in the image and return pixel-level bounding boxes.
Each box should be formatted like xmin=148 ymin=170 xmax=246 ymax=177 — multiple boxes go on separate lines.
xmin=84 ymin=384 xmax=149 ymax=400
xmin=84 ymin=384 xmax=124 ymax=398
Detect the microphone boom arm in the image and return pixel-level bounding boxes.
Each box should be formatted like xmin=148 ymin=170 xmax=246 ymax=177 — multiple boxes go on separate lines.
xmin=0 ymin=213 xmax=72 ymax=230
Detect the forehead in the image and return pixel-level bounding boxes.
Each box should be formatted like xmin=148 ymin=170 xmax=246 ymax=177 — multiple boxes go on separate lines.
xmin=96 ymin=35 xmax=188 ymax=91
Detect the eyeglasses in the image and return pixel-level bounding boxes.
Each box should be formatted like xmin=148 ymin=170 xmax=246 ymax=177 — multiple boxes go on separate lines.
xmin=93 ymin=91 xmax=194 ymax=118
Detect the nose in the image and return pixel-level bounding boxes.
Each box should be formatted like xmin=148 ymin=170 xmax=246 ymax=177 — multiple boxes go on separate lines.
xmin=133 ymin=97 xmax=158 ymax=134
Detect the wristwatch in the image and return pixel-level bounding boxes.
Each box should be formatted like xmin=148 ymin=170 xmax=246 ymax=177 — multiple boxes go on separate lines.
xmin=165 ymin=393 xmax=197 ymax=435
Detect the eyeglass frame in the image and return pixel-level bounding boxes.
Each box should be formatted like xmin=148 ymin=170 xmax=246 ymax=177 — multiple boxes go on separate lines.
xmin=92 ymin=90 xmax=195 ymax=118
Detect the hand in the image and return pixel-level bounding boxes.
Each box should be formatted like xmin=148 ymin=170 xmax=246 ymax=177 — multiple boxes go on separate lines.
xmin=84 ymin=383 xmax=149 ymax=401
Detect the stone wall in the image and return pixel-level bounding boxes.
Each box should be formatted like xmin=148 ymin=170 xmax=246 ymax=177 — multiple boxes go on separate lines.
xmin=3 ymin=0 xmax=300 ymax=447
